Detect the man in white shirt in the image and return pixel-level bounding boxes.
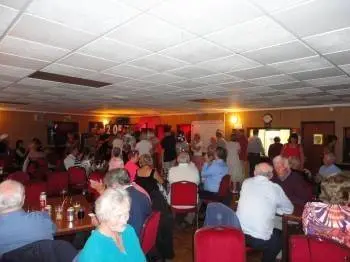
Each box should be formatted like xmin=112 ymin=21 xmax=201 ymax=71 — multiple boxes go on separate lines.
xmin=64 ymin=147 xmax=81 ymax=170
xmin=135 ymin=132 xmax=153 ymax=156
xmin=237 ymin=163 xmax=294 ymax=262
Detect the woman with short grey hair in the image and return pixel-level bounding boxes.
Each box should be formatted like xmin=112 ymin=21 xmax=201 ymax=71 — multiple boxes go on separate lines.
xmin=78 ymin=188 xmax=145 ymax=262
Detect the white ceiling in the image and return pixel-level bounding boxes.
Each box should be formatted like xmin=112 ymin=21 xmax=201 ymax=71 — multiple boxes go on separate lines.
xmin=0 ymin=0 xmax=350 ymax=115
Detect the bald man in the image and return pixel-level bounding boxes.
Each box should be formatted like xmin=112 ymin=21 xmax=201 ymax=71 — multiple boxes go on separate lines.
xmin=237 ymin=163 xmax=293 ymax=262
xmin=0 ymin=180 xmax=56 ymax=256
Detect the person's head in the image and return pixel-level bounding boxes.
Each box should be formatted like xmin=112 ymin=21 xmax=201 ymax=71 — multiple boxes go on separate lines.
xmin=194 ymin=133 xmax=200 ymax=141
xmin=67 ymin=132 xmax=74 ymax=141
xmin=209 ymin=136 xmax=217 ymax=145
xmin=274 ymin=136 xmax=281 ymax=143
xmin=112 ymin=147 xmax=121 ymax=158
xmin=0 ymin=180 xmax=25 ymax=214
xmin=164 ymin=125 xmax=172 ymax=134
xmin=289 ymin=156 xmax=301 ymax=170
xmin=289 ymin=133 xmax=298 ymax=145
xmin=326 ymin=135 xmax=338 ymax=146
xmin=30 ymin=138 xmax=42 ymax=151
xmin=16 ymin=140 xmax=24 ymax=149
xmin=177 ymin=152 xmax=190 ymax=164
xmin=140 ymin=132 xmax=147 ymax=140
xmin=95 ymin=188 xmax=130 ymax=233
xmin=273 ymin=155 xmax=290 ymax=177
xmin=254 ymin=163 xmax=274 ymax=179
xmin=104 ymin=168 xmax=131 ymax=189
xmin=216 ymin=129 xmax=223 ymax=139
xmin=323 ymin=152 xmax=336 ymax=166
xmin=231 ymin=133 xmax=238 ymax=142
xmin=215 ymin=147 xmax=227 ymax=161
xmin=139 ymin=154 xmax=153 ymax=168
xmin=253 ymin=129 xmax=259 ymax=136
xmin=70 ymin=146 xmax=80 ymax=157
xmin=116 ymin=132 xmax=123 ymax=139
xmin=128 ymin=150 xmax=139 ymax=163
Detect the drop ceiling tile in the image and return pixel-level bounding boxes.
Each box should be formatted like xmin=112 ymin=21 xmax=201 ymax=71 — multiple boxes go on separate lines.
xmin=160 ymin=38 xmax=232 ymax=64
xmin=17 ymin=78 xmax=65 ymax=88
xmin=237 ymin=86 xmax=276 ymax=94
xmin=114 ymin=79 xmax=155 ymax=89
xmin=0 ymin=0 xmax=30 ymax=9
xmin=270 ymin=81 xmax=311 ymax=90
xmin=340 ymin=64 xmax=350 ymax=74
xmin=243 ymin=41 xmax=315 ymax=64
xmin=119 ymin=0 xmax=163 ymax=11
xmin=328 ymin=88 xmax=350 ymax=95
xmin=248 ymin=74 xmax=298 ymax=86
xmin=0 ymin=52 xmax=49 ymax=69
xmin=229 ymin=66 xmax=281 ymax=79
xmin=196 ymin=54 xmax=261 ymax=73
xmin=0 ymin=5 xmax=18 ymax=36
xmin=305 ymin=75 xmax=350 ymax=86
xmin=149 ymin=0 xmax=262 ymax=35
xmin=107 ymin=13 xmax=194 ymax=52
xmin=281 ymin=87 xmax=323 ymax=95
xmin=273 ymin=0 xmax=350 ymax=37
xmin=86 ymin=73 xmax=130 ymax=84
xmin=79 ymin=38 xmax=151 ymax=63
xmin=129 ymin=54 xmax=188 ymax=72
xmin=220 ymin=81 xmax=257 ymax=89
xmin=194 ymin=73 xmax=240 ymax=85
xmin=325 ymin=50 xmax=350 ymax=66
xmin=171 ymin=80 xmax=205 ymax=89
xmin=249 ymin=0 xmax=310 ymax=13
xmin=317 ymin=84 xmax=350 ymax=91
xmin=0 ymin=36 xmax=69 ymax=61
xmin=141 ymin=73 xmax=186 ymax=84
xmin=304 ymin=27 xmax=350 ymax=54
xmin=0 ymin=64 xmax=34 ymax=78
xmin=270 ymin=56 xmax=333 ymax=74
xmin=42 ymin=63 xmax=96 ymax=78
xmin=103 ymin=64 xmax=157 ymax=79
xmin=305 ymin=94 xmax=339 ymax=100
xmin=0 ymin=80 xmax=11 ymax=88
xmin=291 ymin=67 xmax=345 ymax=81
xmin=0 ymin=74 xmax=20 ymax=82
xmin=9 ymin=14 xmax=96 ymax=50
xmin=166 ymin=66 xmax=215 ymax=78
xmin=27 ymin=0 xmax=140 ymax=35
xmin=59 ymin=53 xmax=117 ymax=71
xmin=205 ymin=16 xmax=295 ymax=53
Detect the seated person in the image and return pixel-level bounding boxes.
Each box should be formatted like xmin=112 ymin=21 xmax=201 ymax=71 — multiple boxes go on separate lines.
xmin=317 ymin=152 xmax=341 ymax=180
xmin=78 ymin=189 xmax=146 ymax=262
xmin=237 ymin=163 xmax=294 ymax=262
xmin=22 ymin=138 xmax=46 ymax=172
xmin=64 ymin=146 xmax=81 ymax=170
xmin=272 ymin=155 xmax=313 ymax=206
xmin=288 ymin=156 xmax=313 ymax=183
xmin=124 ymin=150 xmax=140 ymax=182
xmin=108 ymin=147 xmax=124 ymax=171
xmin=319 ymin=171 xmax=350 ymax=204
xmin=200 ymin=147 xmax=229 ymax=195
xmin=90 ymin=168 xmax=151 ymax=236
xmin=0 ymin=180 xmax=56 ymax=257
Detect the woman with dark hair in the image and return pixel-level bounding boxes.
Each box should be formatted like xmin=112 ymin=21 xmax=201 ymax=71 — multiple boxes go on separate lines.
xmin=15 ymin=140 xmax=26 ymax=167
xmin=324 ymin=134 xmax=338 ymax=155
xmin=281 ymin=133 xmax=305 ymax=169
xmin=22 ymin=138 xmax=46 ymax=172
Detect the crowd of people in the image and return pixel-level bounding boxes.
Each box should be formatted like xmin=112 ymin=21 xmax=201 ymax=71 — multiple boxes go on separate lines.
xmin=0 ymin=126 xmax=349 ymax=262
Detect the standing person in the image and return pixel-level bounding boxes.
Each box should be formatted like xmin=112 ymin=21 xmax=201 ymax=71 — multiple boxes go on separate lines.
xmin=247 ymin=129 xmax=265 ymax=177
xmin=135 ymin=132 xmax=153 ymax=156
xmin=191 ymin=133 xmax=203 ymax=171
xmin=112 ymin=132 xmax=123 ymax=150
xmin=268 ymin=137 xmax=283 ymax=161
xmin=237 ymin=163 xmax=294 ymax=262
xmin=22 ymin=138 xmax=46 ymax=172
xmin=207 ymin=137 xmax=217 ymax=156
xmin=226 ymin=134 xmax=243 ymax=191
xmin=281 ymin=133 xmax=305 ymax=169
xmin=237 ymin=130 xmax=248 ymax=176
xmin=124 ymin=151 xmax=140 ymax=182
xmin=108 ymin=147 xmax=124 ymax=171
xmin=161 ymin=126 xmax=177 ymax=180
xmin=216 ymin=129 xmax=227 ymax=149
xmin=175 ymin=131 xmax=189 ymax=155
xmin=15 ymin=140 xmax=26 ymax=167
xmin=323 ymin=135 xmax=338 ymax=155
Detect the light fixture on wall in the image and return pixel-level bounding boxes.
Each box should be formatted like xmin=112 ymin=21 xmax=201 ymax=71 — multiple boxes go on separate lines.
xmin=230 ymin=115 xmax=239 ymax=125
xmin=102 ymin=119 xmax=109 ymax=126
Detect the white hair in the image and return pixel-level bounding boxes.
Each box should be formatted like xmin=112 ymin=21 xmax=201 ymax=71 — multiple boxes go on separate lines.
xmin=254 ymin=163 xmax=273 ymax=178
xmin=0 ymin=180 xmax=25 ymax=214
xmin=95 ymin=188 xmax=130 ymax=223
xmin=273 ymin=155 xmax=290 ymax=168
xmin=177 ymin=152 xmax=190 ymax=164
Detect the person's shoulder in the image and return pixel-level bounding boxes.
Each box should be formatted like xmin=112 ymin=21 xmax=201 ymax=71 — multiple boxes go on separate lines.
xmin=123 ymin=224 xmax=137 ymax=238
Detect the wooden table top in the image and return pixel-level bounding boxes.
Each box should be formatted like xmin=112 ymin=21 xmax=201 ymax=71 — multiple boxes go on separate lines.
xmin=28 ymin=195 xmax=95 ymax=236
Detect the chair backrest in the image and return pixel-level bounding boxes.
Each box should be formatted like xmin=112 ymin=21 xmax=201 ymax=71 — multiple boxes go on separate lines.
xmin=218 ymin=175 xmax=232 ymax=197
xmin=140 ymin=211 xmax=161 ymax=254
xmin=46 ymin=171 xmax=69 ymax=196
xmin=8 ymin=171 xmax=30 ymax=184
xmin=289 ymin=235 xmax=350 ymax=262
xmin=194 ymin=226 xmax=245 ymax=262
xmin=25 ymin=181 xmax=47 ymax=206
xmin=68 ymin=166 xmax=86 ymax=186
xmin=204 ymin=202 xmax=241 ymax=230
xmin=170 ymin=181 xmax=197 ymax=207
xmin=27 ymin=158 xmax=48 ymax=180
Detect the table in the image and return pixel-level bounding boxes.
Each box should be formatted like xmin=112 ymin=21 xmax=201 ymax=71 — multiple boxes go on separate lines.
xmin=29 ymin=195 xmax=95 ymax=236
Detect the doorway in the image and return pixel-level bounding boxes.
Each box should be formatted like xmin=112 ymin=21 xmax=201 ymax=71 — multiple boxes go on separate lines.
xmin=301 ymin=121 xmax=335 ymax=174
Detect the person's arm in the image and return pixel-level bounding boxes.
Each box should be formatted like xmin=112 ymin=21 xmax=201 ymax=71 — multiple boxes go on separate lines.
xmin=299 ymin=146 xmax=305 ymax=169
xmin=128 ymin=226 xmax=147 ymax=262
xmin=154 ymin=170 xmax=164 ymax=185
xmin=201 ymin=162 xmax=210 ymax=178
xmin=89 ymin=179 xmax=106 ymax=195
xmin=22 ymin=156 xmax=30 ymax=172
xmin=16 ymin=149 xmax=25 ymax=158
xmin=276 ymin=185 xmax=294 ymax=215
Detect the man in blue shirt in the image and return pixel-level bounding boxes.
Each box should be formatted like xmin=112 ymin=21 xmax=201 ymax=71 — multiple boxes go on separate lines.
xmin=201 ymin=147 xmax=229 ymax=193
xmin=318 ymin=152 xmax=341 ymax=180
xmin=0 ymin=180 xmax=56 ymax=257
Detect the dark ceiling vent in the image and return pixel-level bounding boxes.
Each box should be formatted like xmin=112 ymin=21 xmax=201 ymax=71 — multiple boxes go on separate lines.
xmin=0 ymin=101 xmax=29 ymax=105
xmin=29 ymin=71 xmax=111 ymax=88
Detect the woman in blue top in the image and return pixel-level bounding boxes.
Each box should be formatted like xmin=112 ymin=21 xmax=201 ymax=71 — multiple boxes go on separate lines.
xmin=79 ymin=189 xmax=146 ymax=262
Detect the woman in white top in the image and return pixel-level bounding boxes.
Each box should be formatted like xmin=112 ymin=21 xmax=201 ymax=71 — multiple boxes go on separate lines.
xmin=191 ymin=133 xmax=203 ymax=171
xmin=226 ymin=133 xmax=244 ymax=190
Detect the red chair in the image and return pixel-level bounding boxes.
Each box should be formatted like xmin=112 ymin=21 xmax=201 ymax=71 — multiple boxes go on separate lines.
xmin=8 ymin=171 xmax=30 ymax=184
xmin=289 ymin=235 xmax=350 ymax=262
xmin=88 ymin=171 xmax=105 ymax=201
xmin=170 ymin=181 xmax=198 ymax=227
xmin=68 ymin=166 xmax=87 ymax=192
xmin=203 ymin=174 xmax=232 ymax=204
xmin=194 ymin=226 xmax=245 ymax=262
xmin=25 ymin=181 xmax=47 ymax=206
xmin=27 ymin=158 xmax=49 ymax=180
xmin=46 ymin=171 xmax=69 ymax=196
xmin=140 ymin=211 xmax=161 ymax=255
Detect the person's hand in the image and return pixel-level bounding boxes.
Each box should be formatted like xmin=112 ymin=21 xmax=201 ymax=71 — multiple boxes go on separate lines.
xmin=89 ymin=213 xmax=99 ymax=227
xmin=89 ymin=179 xmax=105 ymax=195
